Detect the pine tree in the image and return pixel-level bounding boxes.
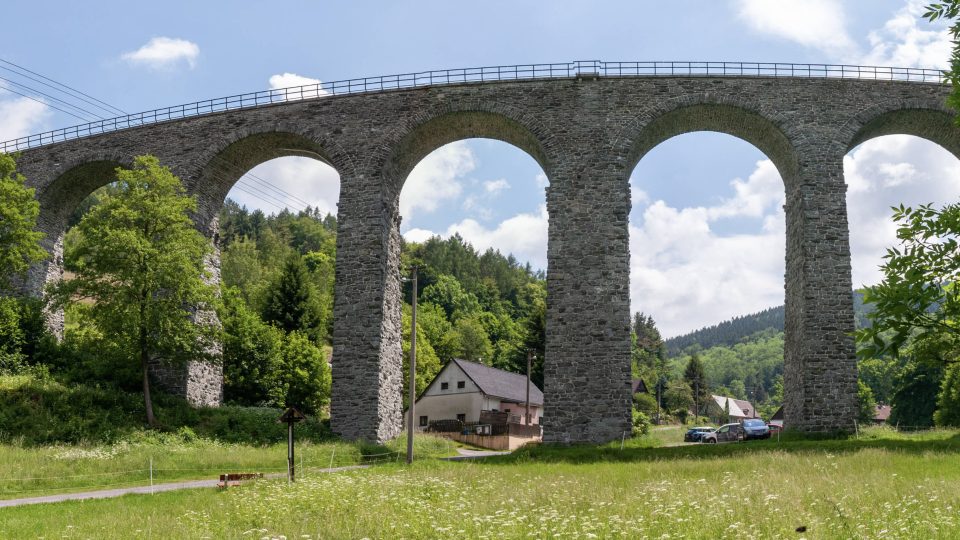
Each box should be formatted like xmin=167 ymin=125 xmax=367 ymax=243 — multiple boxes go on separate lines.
xmin=261 ymin=254 xmax=321 ymax=340
xmin=684 ymin=353 xmax=710 ymax=419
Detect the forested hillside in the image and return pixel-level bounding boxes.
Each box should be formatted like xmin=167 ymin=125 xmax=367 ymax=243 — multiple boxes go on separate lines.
xmin=664 ymin=291 xmax=871 ymax=357
xmin=216 ymin=199 xmax=547 ymax=406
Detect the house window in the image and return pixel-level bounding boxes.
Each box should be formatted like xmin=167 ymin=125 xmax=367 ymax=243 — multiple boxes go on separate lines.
xmin=456 ymin=413 xmax=466 ymax=423
xmin=457 ymin=381 xmax=465 ymax=389
xmin=419 ymin=416 xmax=428 ymax=427
xmin=504 ymin=408 xmax=511 ymax=414
xmin=441 ymin=382 xmax=449 ymax=390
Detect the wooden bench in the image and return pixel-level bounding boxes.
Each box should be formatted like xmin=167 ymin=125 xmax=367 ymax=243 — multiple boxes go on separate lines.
xmin=217 ymin=472 xmax=263 ymax=488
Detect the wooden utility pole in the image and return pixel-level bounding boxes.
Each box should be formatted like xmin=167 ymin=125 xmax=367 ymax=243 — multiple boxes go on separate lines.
xmin=526 ymin=350 xmax=532 ymax=425
xmin=407 ymin=266 xmax=418 ymax=464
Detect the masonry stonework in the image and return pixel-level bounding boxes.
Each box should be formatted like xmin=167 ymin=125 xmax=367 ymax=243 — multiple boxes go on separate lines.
xmin=10 ymin=76 xmax=957 ymax=442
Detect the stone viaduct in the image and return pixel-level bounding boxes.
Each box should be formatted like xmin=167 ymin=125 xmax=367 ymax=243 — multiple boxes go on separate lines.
xmin=4 ymin=62 xmax=957 ymax=443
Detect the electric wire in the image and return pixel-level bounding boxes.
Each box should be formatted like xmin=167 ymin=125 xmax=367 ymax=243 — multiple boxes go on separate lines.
xmin=0 ymin=58 xmax=127 ymax=116
xmin=205 ymin=152 xmax=319 ymax=209
xmin=0 ymin=60 xmax=328 ymax=215
xmin=0 ymin=75 xmax=104 ymax=121
xmin=0 ymin=85 xmax=90 ymax=122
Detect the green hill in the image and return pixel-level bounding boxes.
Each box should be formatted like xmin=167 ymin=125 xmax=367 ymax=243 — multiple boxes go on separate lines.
xmin=664 ymin=291 xmax=871 ymax=357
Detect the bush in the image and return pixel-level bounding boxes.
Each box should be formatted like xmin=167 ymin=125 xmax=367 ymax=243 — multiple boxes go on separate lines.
xmin=632 ymin=392 xmax=658 ymax=416
xmin=0 ymin=374 xmax=332 ymax=446
xmin=632 ymin=409 xmax=651 ymax=437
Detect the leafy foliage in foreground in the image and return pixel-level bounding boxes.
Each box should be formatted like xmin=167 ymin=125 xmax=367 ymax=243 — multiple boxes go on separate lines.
xmin=0 ymin=375 xmax=331 ymax=446
xmin=51 ymin=156 xmax=217 ymax=426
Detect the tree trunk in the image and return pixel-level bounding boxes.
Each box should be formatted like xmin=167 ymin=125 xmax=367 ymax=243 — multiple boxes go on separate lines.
xmin=139 ymin=288 xmax=155 ymax=427
xmin=141 ymin=348 xmax=156 ymax=427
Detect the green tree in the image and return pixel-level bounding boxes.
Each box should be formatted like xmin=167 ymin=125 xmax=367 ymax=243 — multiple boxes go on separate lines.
xmin=925 ymin=3 xmax=960 ymax=113
xmin=422 ymin=274 xmax=480 ymax=320
xmin=451 ymin=316 xmax=493 ymax=364
xmin=890 ymin=360 xmax=944 ymax=428
xmin=683 ymin=353 xmax=709 ymax=417
xmin=632 ymin=391 xmax=658 ymax=417
xmin=934 ymin=362 xmax=960 ymax=427
xmin=49 ymin=155 xmax=217 ymax=426
xmin=261 ymin=254 xmax=323 ymax=342
xmin=0 ymin=153 xmax=46 ymax=290
xmin=401 ymin=305 xmax=442 ymax=406
xmin=857 ymin=379 xmax=877 ymax=425
xmin=221 ymin=237 xmax=264 ymax=303
xmin=663 ymin=380 xmax=694 ymax=422
xmin=856 ymin=203 xmax=960 ymax=363
xmin=276 ymin=330 xmax=331 ymax=414
xmin=221 ymin=287 xmax=284 ymax=406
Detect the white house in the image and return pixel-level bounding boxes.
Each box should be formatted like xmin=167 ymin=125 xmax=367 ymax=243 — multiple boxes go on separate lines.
xmin=409 ymin=359 xmax=544 ymax=430
xmin=707 ymin=394 xmax=759 ymax=423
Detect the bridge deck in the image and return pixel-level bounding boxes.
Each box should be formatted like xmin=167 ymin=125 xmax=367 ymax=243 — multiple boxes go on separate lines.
xmin=0 ymin=60 xmax=946 ymax=153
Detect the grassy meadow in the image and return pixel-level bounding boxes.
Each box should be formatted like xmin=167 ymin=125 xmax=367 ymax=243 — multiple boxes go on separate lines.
xmin=2 ymin=427 xmax=959 ymax=539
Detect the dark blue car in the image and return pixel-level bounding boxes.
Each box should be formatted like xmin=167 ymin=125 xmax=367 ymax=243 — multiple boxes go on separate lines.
xmin=683 ymin=426 xmax=715 ymax=442
xmin=742 ymin=419 xmax=770 ymax=440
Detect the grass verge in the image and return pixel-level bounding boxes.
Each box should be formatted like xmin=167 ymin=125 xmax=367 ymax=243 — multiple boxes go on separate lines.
xmin=4 ymin=428 xmax=957 ymax=538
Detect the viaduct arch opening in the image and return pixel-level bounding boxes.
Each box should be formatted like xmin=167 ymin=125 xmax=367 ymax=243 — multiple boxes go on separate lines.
xmin=843 ymin=108 xmax=960 ymax=423
xmin=627 ymin=128 xmax=787 ymax=424
xmin=205 ymin=133 xmax=342 ymax=411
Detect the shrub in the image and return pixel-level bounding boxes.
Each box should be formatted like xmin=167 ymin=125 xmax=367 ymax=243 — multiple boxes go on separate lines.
xmin=632 ymin=409 xmax=651 ymax=437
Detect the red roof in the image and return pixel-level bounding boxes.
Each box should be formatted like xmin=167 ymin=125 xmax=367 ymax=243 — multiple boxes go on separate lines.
xmin=874 ymin=405 xmax=891 ymax=422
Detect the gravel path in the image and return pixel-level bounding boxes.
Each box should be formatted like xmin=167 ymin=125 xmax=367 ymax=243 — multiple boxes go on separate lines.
xmin=0 ymin=465 xmax=368 ymax=508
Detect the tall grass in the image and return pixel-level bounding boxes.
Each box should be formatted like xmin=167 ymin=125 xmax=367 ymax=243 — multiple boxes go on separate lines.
xmin=4 ymin=429 xmax=958 ymax=538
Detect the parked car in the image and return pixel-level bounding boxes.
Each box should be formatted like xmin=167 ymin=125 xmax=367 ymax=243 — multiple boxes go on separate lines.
xmin=701 ymin=423 xmax=743 ymax=443
xmin=742 ymin=418 xmax=771 ymax=440
xmin=768 ymin=423 xmax=783 ymax=435
xmin=684 ymin=426 xmax=716 ymax=442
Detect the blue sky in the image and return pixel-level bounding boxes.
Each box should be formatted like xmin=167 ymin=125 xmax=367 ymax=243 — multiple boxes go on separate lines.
xmin=1 ymin=0 xmax=957 ymax=336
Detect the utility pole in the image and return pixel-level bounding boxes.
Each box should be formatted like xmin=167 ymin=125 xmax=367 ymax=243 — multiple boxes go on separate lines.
xmin=407 ymin=266 xmax=418 ymax=465
xmin=526 ymin=350 xmax=532 ymax=425
xmin=695 ymin=381 xmax=699 ymax=424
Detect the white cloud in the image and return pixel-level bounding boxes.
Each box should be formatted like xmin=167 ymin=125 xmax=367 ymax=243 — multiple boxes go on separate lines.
xmin=736 ymin=0 xmax=857 ymax=58
xmin=269 ymin=73 xmax=321 ymax=89
xmin=483 ymin=178 xmax=510 ymax=195
xmin=268 ymin=73 xmax=329 ymax=101
xmin=845 ymin=135 xmax=960 ymax=288
xmin=736 ymin=0 xmax=951 ymax=68
xmin=628 ymin=158 xmax=787 ymax=337
xmin=403 ymin=205 xmax=549 ymax=270
xmin=861 ymin=0 xmax=951 ymax=68
xmin=534 ymin=172 xmax=549 ymax=188
xmin=232 ymin=156 xmax=341 ymax=217
xmin=121 ymin=37 xmax=199 ymax=69
xmin=400 ymin=141 xmax=475 ymax=220
xmin=706 ymin=159 xmax=784 ymax=220
xmin=0 ymin=96 xmax=52 ymax=142
xmin=629 ymin=198 xmax=786 ymax=338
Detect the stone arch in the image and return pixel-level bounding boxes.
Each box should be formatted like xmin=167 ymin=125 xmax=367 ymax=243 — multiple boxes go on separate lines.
xmin=36 ymin=154 xmax=132 ymax=237
xmin=620 ymin=95 xmax=801 ymax=186
xmin=190 ymin=127 xmax=352 ymax=236
xmin=376 ymin=101 xmax=560 ymax=199
xmin=843 ymin=99 xmax=960 ymax=158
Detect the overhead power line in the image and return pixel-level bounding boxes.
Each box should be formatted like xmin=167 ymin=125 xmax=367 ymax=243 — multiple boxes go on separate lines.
xmin=0 ymin=58 xmax=127 ymax=116
xmin=0 ymin=75 xmax=103 ymax=121
xmin=0 ymin=58 xmax=327 ymax=215
xmin=0 ymin=84 xmax=89 ymax=122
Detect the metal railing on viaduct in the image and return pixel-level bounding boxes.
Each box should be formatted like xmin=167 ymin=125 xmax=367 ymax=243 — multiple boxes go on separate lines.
xmin=0 ymin=60 xmax=946 ymax=153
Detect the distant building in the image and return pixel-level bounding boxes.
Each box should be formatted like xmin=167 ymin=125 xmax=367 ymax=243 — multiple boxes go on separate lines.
xmin=874 ymin=404 xmax=892 ymax=424
xmin=770 ymin=405 xmax=784 ymax=428
xmin=632 ymin=379 xmax=649 ymax=395
xmin=409 ymin=359 xmax=544 ymax=430
xmin=707 ymin=395 xmax=759 ymax=423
